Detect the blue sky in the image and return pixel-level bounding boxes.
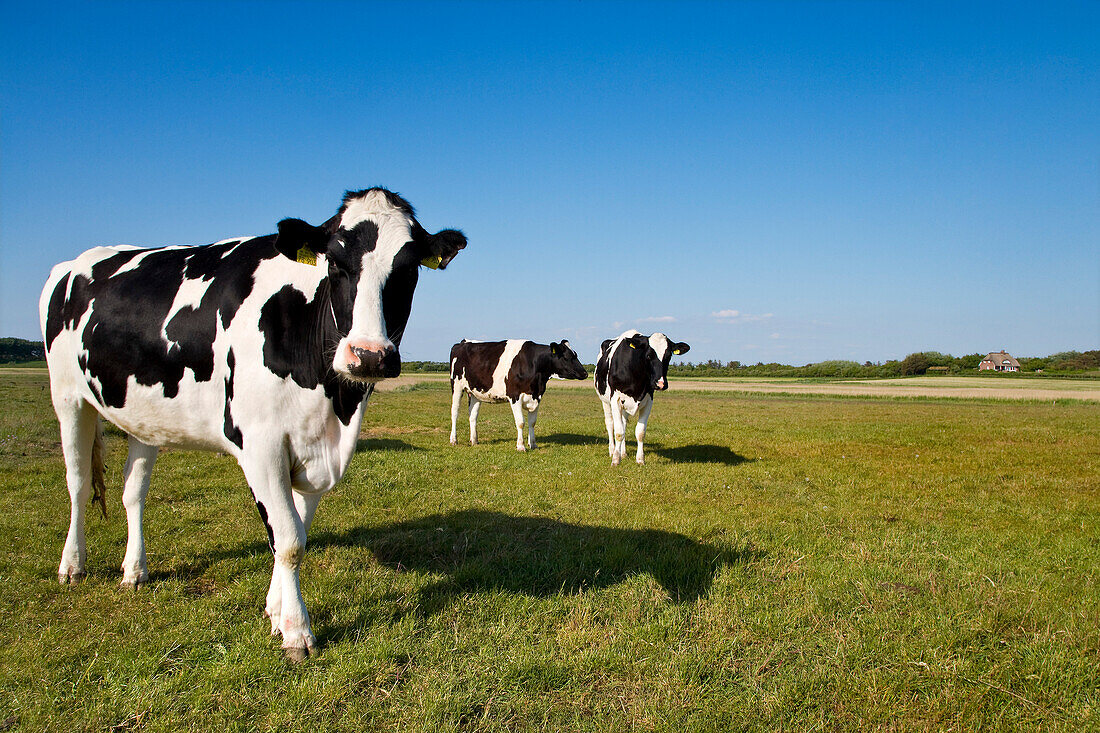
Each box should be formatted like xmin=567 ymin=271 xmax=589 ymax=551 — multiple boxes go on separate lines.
xmin=2 ymin=1 xmax=1096 ymax=364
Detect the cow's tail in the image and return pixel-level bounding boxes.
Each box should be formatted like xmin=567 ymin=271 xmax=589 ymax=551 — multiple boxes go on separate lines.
xmin=90 ymin=418 xmax=108 ymax=519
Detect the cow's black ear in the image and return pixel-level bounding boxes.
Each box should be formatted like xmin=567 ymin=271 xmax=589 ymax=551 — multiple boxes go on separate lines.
xmin=600 ymin=339 xmax=614 ymax=355
xmin=422 ymin=229 xmax=467 ymax=270
xmin=274 ymin=218 xmax=328 ymax=263
xmin=672 ymin=342 xmax=690 ymax=356
xmin=550 ymin=342 xmax=561 ymax=357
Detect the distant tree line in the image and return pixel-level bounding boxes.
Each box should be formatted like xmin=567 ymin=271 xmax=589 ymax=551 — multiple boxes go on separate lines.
xmin=0 ymin=337 xmax=45 ymax=363
xmin=3 ymin=336 xmax=1097 ymax=376
xmin=669 ymin=350 xmax=1100 ymax=378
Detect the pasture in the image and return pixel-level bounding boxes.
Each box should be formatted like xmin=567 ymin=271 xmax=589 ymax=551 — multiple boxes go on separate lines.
xmin=1 ymin=368 xmax=1097 ymax=731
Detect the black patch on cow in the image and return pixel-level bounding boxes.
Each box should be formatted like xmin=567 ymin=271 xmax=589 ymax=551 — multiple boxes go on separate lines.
xmin=44 ymin=238 xmax=278 ymax=408
xmin=253 ymin=497 xmax=276 ymax=555
xmin=44 ymin=273 xmax=71 ymax=350
xmin=223 ymin=348 xmax=243 ymax=449
xmin=380 ymin=243 xmax=422 ymax=346
xmin=258 ymin=283 xmax=367 ymax=425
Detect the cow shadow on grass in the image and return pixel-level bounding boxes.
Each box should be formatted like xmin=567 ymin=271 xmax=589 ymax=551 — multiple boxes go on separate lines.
xmin=355 ymin=438 xmax=424 ymax=452
xmin=309 ymin=510 xmax=763 ymax=637
xmin=647 ymin=443 xmax=753 ymax=466
xmin=537 ymin=432 xmax=605 ymax=447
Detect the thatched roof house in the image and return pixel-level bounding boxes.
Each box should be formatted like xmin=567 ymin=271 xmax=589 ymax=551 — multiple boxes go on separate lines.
xmin=979 ymin=350 xmax=1020 ymax=372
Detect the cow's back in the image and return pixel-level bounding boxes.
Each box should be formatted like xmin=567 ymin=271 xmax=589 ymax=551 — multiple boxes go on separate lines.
xmin=39 ymin=237 xmax=326 ymax=452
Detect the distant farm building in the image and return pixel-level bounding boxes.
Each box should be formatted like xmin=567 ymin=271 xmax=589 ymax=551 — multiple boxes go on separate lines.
xmin=979 ymin=350 xmax=1020 ymax=372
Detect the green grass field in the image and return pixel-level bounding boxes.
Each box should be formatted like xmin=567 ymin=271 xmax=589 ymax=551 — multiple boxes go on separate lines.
xmin=1 ymin=369 xmax=1097 ymax=731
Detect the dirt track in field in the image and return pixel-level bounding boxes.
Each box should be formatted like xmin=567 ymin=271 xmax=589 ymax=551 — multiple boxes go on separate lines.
xmin=375 ymin=373 xmax=1100 ymax=402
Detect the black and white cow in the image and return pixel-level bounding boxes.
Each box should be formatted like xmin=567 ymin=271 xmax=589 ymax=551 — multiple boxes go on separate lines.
xmin=39 ymin=188 xmax=465 ymax=660
xmin=449 ymin=339 xmax=587 ymax=450
xmin=594 ymin=330 xmax=690 ymax=466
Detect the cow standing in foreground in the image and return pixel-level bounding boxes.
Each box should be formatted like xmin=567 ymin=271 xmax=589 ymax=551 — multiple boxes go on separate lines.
xmin=40 ymin=188 xmax=465 ymax=660
xmin=449 ymin=339 xmax=588 ymax=450
xmin=594 ymin=330 xmax=690 ymax=466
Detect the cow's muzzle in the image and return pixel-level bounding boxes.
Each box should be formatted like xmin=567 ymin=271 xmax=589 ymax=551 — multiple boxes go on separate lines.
xmin=655 ymin=378 xmax=668 ymax=391
xmin=344 ymin=342 xmax=401 ymax=380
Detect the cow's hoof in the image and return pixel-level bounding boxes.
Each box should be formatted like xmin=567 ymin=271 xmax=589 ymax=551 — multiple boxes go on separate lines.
xmin=284 ymin=646 xmax=311 ymax=663
xmin=636 ymin=458 xmax=645 ymax=465
xmin=449 ymin=438 xmax=457 ymax=446
xmin=611 ymin=455 xmax=621 ymax=467
xmin=59 ymin=570 xmax=86 ymax=585
xmin=120 ymin=576 xmax=147 ymax=590
xmin=516 ymin=445 xmax=526 ymax=452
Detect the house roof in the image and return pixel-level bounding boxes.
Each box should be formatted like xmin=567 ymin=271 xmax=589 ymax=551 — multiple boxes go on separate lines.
xmin=980 ymin=350 xmax=1020 ymax=367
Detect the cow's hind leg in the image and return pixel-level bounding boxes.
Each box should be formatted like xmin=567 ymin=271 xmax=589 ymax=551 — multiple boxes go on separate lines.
xmin=120 ymin=437 xmax=158 ymax=588
xmin=55 ymin=399 xmax=100 ymax=584
xmin=526 ymin=403 xmax=539 ymax=450
xmin=242 ymin=453 xmax=315 ymax=661
xmin=510 ymin=400 xmax=527 ymax=452
xmin=449 ymin=386 xmax=463 ymax=445
xmin=468 ymin=396 xmax=481 ymax=445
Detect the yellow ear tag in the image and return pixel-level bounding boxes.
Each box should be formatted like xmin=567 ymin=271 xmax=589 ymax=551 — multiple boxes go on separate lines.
xmin=629 ymin=342 xmax=636 ymax=349
xmin=673 ymin=349 xmax=681 ymax=355
xmin=296 ymin=246 xmax=317 ymax=266
xmin=421 ymin=254 xmax=442 ymax=269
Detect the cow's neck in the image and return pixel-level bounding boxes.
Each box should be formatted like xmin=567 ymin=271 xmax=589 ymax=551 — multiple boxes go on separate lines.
xmin=530 ymin=345 xmax=555 ymax=396
xmin=315 ymin=279 xmax=371 ymax=426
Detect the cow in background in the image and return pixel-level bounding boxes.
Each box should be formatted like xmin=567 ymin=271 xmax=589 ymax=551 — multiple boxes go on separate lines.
xmin=594 ymin=330 xmax=690 ymax=466
xmin=449 ymin=339 xmax=588 ymax=450
xmin=40 ymin=188 xmax=465 ymax=660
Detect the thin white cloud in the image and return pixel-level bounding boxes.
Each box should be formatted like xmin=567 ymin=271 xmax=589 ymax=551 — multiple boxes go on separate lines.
xmin=711 ymin=309 xmax=774 ymax=323
xmin=637 ymin=315 xmax=677 ymax=323
xmin=770 ymin=332 xmax=781 ymax=339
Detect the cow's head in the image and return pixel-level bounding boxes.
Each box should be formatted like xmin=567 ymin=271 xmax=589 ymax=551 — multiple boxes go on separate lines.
xmin=548 ymin=340 xmax=588 ymax=380
xmin=641 ymin=332 xmax=690 ymax=391
xmin=274 ymin=188 xmax=466 ymax=382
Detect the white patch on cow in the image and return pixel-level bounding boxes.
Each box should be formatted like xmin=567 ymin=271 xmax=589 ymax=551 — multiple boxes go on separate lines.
xmin=648 ymin=332 xmax=672 ymax=362
xmin=161 ymin=276 xmax=215 ymax=343
xmin=63 ymin=245 xmax=142 ymax=283
xmin=338 ymin=189 xmax=408 ymax=230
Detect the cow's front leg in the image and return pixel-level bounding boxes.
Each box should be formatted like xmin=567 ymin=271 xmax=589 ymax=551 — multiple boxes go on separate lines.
xmin=634 ymin=398 xmax=654 ymax=465
xmin=120 ymin=437 xmax=158 ymax=588
xmin=266 ymin=490 xmax=323 ymax=635
xmin=601 ymin=399 xmax=616 ymax=458
xmin=243 ymin=455 xmax=315 ymax=661
xmin=526 ymin=403 xmax=539 ymax=450
xmin=610 ymin=400 xmax=627 ymax=466
xmin=510 ymin=399 xmax=527 ymax=451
